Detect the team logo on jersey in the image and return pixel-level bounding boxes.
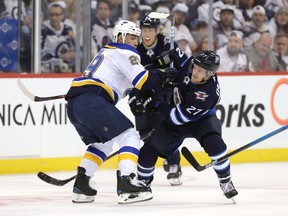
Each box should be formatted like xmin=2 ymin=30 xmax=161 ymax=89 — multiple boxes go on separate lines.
xmin=194 ymin=91 xmax=208 ymax=101
xmin=146 ymin=49 xmax=154 ymax=57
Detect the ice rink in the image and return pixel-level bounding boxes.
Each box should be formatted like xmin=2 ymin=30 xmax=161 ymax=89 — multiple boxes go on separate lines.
xmin=1 ymin=162 xmax=288 ymax=216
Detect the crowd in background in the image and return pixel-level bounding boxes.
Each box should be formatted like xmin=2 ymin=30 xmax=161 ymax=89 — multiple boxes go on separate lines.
xmin=0 ymin=0 xmax=287 ymax=73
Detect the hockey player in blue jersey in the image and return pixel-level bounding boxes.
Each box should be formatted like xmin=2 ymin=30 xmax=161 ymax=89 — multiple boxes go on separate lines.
xmin=136 ymin=14 xmax=188 ymax=186
xmin=135 ymin=50 xmax=238 ymax=200
xmin=65 ymin=20 xmax=161 ymax=204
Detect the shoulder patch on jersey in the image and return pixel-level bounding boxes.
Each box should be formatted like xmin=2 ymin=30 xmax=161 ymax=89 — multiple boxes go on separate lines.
xmin=164 ymin=37 xmax=170 ymax=45
xmin=194 ymin=91 xmax=209 ymax=101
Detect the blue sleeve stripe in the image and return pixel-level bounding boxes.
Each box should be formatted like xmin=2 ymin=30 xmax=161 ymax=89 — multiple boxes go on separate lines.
xmin=132 ymin=70 xmax=148 ymax=90
xmin=176 ymin=104 xmax=190 ymax=122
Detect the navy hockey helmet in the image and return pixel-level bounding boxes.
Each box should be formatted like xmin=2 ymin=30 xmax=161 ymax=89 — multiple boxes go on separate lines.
xmin=140 ymin=15 xmax=161 ymax=29
xmin=193 ymin=50 xmax=220 ymax=78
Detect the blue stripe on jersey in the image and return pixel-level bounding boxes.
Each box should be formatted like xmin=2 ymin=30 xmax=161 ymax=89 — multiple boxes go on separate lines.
xmin=170 ymin=107 xmax=216 ymax=125
xmin=210 ymin=150 xmax=229 ymax=171
xmin=132 ymin=70 xmax=149 ymax=90
xmin=105 ymin=42 xmax=139 ymax=55
xmin=118 ymin=146 xmax=139 ymax=156
xmin=86 ymin=145 xmax=107 ymax=161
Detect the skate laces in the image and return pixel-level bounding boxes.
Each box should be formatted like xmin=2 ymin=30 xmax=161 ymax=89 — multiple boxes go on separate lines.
xmin=220 ymin=180 xmax=234 ymax=193
xmin=128 ymin=174 xmax=146 ymax=188
xmin=169 ymin=164 xmax=180 ymax=174
xmin=88 ymin=178 xmax=98 ymax=190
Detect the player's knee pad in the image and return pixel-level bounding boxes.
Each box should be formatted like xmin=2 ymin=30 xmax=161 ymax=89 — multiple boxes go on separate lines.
xmin=201 ymin=133 xmax=227 ymax=157
xmin=113 ymin=127 xmax=140 ymax=150
xmin=90 ymin=140 xmax=114 ymax=156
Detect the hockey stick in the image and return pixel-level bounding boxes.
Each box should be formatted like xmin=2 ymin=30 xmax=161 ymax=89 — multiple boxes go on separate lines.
xmin=17 ymin=78 xmax=66 ymax=102
xmin=37 ymin=150 xmax=119 ymax=186
xmin=148 ymin=12 xmax=174 ymax=68
xmin=37 ymin=130 xmax=153 ymax=186
xmin=182 ymin=124 xmax=288 ymax=172
xmin=147 ymin=12 xmax=172 ymax=20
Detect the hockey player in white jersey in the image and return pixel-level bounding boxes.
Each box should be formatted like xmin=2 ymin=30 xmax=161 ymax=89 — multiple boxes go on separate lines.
xmin=65 ymin=20 xmax=154 ymax=204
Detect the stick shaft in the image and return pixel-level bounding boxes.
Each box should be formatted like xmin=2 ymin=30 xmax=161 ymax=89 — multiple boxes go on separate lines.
xmin=182 ymin=124 xmax=288 ymax=171
xmin=17 ymin=78 xmax=66 ymax=102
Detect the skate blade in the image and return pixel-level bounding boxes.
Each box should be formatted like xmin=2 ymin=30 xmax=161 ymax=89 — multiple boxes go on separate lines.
xmin=118 ymin=192 xmax=153 ymax=204
xmin=230 ymin=197 xmax=236 ymax=204
xmin=72 ymin=193 xmax=95 ymax=203
xmin=168 ymin=177 xmax=183 ymax=186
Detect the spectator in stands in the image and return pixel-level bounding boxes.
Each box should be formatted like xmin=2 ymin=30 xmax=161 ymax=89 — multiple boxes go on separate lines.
xmin=41 ymin=1 xmax=76 ymax=73
xmin=108 ymin=0 xmax=122 ymax=24
xmin=155 ymin=4 xmax=171 ymax=38
xmin=213 ymin=4 xmax=235 ymax=49
xmin=243 ymin=32 xmax=282 ymax=72
xmin=268 ymin=7 xmax=288 ymax=39
xmin=185 ymin=0 xmax=203 ymax=29
xmin=91 ymin=0 xmax=114 ymax=52
xmin=172 ymin=3 xmax=197 ymax=53
xmin=239 ymin=0 xmax=255 ymax=22
xmin=20 ymin=0 xmax=33 ymax=72
xmin=265 ymin=0 xmax=288 ymax=20
xmin=273 ymin=33 xmax=288 ymax=71
xmin=193 ymin=35 xmax=216 ymax=54
xmin=241 ymin=5 xmax=270 ymax=47
xmin=190 ymin=20 xmax=208 ymax=47
xmin=197 ymin=0 xmax=209 ymax=25
xmin=128 ymin=1 xmax=141 ymax=26
xmin=213 ymin=0 xmax=246 ymax=29
xmin=217 ymin=30 xmax=249 ymax=72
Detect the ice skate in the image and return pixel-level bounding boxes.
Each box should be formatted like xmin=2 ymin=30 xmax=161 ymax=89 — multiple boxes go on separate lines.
xmin=167 ymin=164 xmax=182 ymax=186
xmin=72 ymin=166 xmax=97 ymax=203
xmin=163 ymin=159 xmax=169 ymax=172
xmin=219 ymin=176 xmax=238 ymax=203
xmin=116 ymin=170 xmax=153 ymax=204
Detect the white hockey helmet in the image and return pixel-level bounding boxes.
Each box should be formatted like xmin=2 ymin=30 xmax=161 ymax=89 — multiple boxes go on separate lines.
xmin=112 ymin=20 xmax=141 ymax=43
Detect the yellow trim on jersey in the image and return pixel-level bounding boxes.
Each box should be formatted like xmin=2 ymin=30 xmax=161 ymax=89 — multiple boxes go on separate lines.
xmin=83 ymin=152 xmax=103 ymax=167
xmin=135 ymin=71 xmax=149 ymax=90
xmin=71 ymin=79 xmax=115 ymax=102
xmin=104 ymin=45 xmax=117 ymax=49
xmin=118 ymin=153 xmax=138 ymax=163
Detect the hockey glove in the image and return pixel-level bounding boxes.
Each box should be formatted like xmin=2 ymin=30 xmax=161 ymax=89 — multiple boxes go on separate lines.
xmin=153 ymin=48 xmax=181 ymax=68
xmin=128 ymin=95 xmax=145 ymax=116
xmin=153 ymin=49 xmax=178 ymax=67
xmin=142 ymin=89 xmax=160 ymax=112
xmin=158 ymin=68 xmax=179 ymax=88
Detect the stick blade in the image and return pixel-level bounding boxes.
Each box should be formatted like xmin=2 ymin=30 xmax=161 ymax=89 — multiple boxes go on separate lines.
xmin=17 ymin=78 xmax=65 ymax=102
xmin=181 ymin=147 xmax=205 ymax=172
xmin=147 ymin=12 xmax=172 ymax=19
xmin=17 ymin=78 xmax=36 ymax=101
xmin=37 ymin=172 xmax=76 ymax=186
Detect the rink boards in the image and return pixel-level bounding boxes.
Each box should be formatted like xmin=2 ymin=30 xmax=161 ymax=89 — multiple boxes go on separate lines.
xmin=0 ymin=72 xmax=287 ymax=174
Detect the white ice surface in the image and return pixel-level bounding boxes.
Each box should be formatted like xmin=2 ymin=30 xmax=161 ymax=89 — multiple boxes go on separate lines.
xmin=1 ymin=162 xmax=288 ymax=216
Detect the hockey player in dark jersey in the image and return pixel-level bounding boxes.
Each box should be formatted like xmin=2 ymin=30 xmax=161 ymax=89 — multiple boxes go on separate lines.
xmin=136 ymin=15 xmax=188 ymax=186
xmin=135 ymin=50 xmax=238 ymax=200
